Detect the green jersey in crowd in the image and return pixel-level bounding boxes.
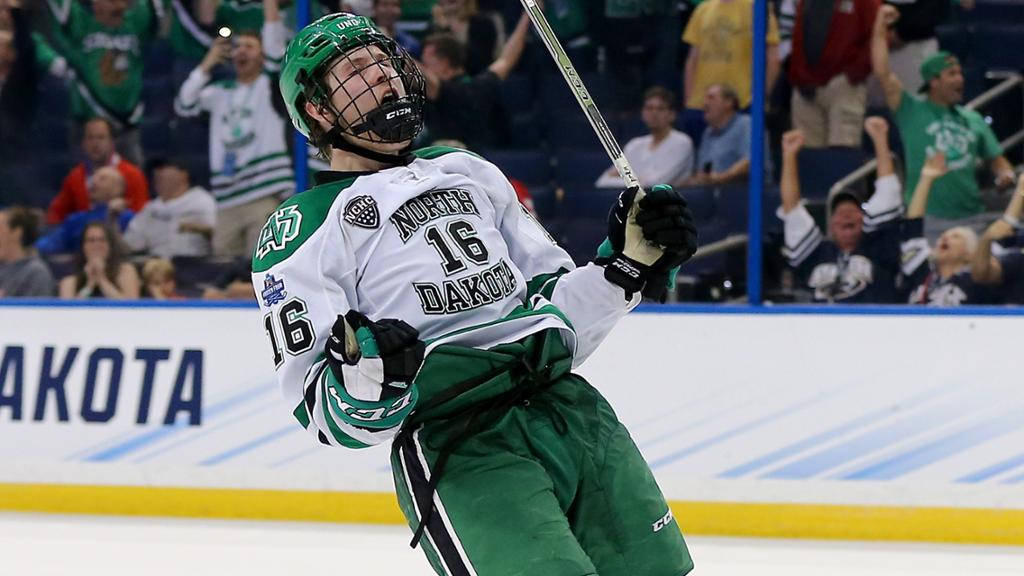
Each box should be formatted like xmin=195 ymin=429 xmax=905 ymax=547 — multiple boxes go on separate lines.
xmin=896 ymin=90 xmax=1003 ymax=219
xmin=45 ymin=0 xmax=165 ymax=129
xmin=169 ymin=0 xmax=317 ymax=62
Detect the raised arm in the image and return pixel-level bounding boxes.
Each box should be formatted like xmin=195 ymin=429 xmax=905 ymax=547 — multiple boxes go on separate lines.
xmin=973 ymin=176 xmax=1024 ymax=284
xmin=776 ymin=130 xmax=824 ymax=268
xmin=488 ymin=11 xmax=531 ymax=81
xmin=44 ymin=0 xmax=73 ymax=27
xmin=779 ymin=130 xmax=804 ymax=213
xmin=262 ymin=0 xmax=288 ymax=71
xmin=991 ymin=155 xmax=1017 ymax=190
xmin=174 ymin=37 xmax=228 ymax=116
xmin=195 ymin=0 xmax=219 ymax=26
xmin=864 ymin=116 xmax=894 ymax=178
xmin=907 ymin=152 xmax=947 ymax=219
xmin=871 ymin=5 xmax=903 ymax=111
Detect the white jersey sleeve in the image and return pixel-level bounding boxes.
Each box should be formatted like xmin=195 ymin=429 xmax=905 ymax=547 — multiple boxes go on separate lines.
xmin=470 ymin=155 xmax=640 ymax=367
xmin=251 ymin=188 xmax=417 ymax=449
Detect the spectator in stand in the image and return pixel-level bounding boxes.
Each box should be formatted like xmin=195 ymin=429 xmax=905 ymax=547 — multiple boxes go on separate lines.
xmin=682 ymin=0 xmax=780 ymax=112
xmin=901 ymin=152 xmax=996 ymax=305
xmin=48 ymin=118 xmax=149 ymax=226
xmin=683 ymin=83 xmax=749 ymax=187
xmin=123 ymin=158 xmax=217 ymax=258
xmin=373 ymin=0 xmax=421 ymax=58
xmin=0 ymin=0 xmax=37 ymax=153
xmin=44 ymin=0 xmax=166 ymax=164
xmin=777 ymin=118 xmax=910 ymax=303
xmin=419 ymin=10 xmax=531 ymax=150
xmin=170 ymin=0 xmax=294 ymax=71
xmin=867 ymin=0 xmax=951 ymax=107
xmin=141 ymin=258 xmax=184 ymax=299
xmin=596 ymin=86 xmax=694 ymax=189
xmin=430 ymin=0 xmax=501 ymax=77
xmin=789 ymin=0 xmax=878 ymax=148
xmin=38 ymin=166 xmax=136 ymax=254
xmin=872 ymin=5 xmax=1015 ymax=236
xmin=971 ymin=177 xmax=1024 ymax=304
xmin=202 ymin=257 xmax=254 ymax=300
xmin=174 ymin=0 xmax=291 ymax=257
xmin=0 ymin=207 xmax=55 ymax=298
xmin=58 ymin=220 xmax=140 ymax=299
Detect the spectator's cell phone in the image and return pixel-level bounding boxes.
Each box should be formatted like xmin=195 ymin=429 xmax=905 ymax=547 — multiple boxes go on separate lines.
xmin=219 ymin=26 xmax=237 ymax=48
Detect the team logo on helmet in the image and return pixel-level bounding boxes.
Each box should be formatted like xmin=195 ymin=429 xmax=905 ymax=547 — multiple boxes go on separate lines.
xmin=344 ymin=195 xmax=380 ymax=229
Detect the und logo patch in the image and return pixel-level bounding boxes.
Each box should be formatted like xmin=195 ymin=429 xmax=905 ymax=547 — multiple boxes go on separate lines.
xmin=256 ymin=205 xmax=303 ymax=260
xmin=344 ymin=196 xmax=379 ymax=229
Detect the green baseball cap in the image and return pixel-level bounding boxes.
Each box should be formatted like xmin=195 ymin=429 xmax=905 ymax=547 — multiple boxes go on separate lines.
xmin=918 ymin=51 xmax=959 ymax=94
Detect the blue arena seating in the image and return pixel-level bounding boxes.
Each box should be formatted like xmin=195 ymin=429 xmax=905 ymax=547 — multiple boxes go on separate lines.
xmin=972 ymin=25 xmax=1024 ymax=73
xmin=553 ymin=149 xmax=609 ymax=194
xmin=796 ymin=147 xmax=868 ymax=201
xmin=483 ymin=149 xmax=552 ymax=187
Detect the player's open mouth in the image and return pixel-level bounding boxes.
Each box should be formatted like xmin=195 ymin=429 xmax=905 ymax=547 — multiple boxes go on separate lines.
xmin=380 ymin=91 xmax=398 ymax=105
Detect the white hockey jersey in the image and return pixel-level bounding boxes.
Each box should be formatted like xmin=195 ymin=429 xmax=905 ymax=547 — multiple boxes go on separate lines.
xmin=174 ymin=20 xmax=294 ymax=209
xmin=252 ymin=147 xmax=639 ymax=449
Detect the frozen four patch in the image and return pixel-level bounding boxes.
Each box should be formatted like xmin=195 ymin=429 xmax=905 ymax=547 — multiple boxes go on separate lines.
xmin=261 ymin=274 xmax=288 ymax=307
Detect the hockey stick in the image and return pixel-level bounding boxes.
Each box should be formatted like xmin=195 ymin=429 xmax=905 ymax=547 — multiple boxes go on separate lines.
xmin=518 ymin=0 xmax=663 ymax=266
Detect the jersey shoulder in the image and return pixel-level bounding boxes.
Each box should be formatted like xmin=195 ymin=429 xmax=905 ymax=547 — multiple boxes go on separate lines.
xmin=412 ymin=145 xmax=484 ymax=161
xmin=251 ymin=176 xmax=360 ymax=273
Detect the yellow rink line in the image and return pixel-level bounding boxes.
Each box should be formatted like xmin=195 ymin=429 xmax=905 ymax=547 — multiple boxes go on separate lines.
xmin=2 ymin=483 xmax=1023 ymax=546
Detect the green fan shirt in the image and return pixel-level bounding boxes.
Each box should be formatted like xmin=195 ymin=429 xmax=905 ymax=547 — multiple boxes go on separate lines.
xmin=49 ymin=0 xmax=162 ymax=126
xmin=895 ymin=90 xmax=1003 ymax=219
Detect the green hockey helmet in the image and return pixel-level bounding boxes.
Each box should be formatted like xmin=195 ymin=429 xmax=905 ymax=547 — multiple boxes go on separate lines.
xmin=279 ymin=13 xmax=425 ymax=160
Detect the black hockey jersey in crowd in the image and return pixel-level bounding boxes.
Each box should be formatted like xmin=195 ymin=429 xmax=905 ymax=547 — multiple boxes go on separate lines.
xmin=778 ymin=175 xmax=920 ymax=303
xmin=903 ymin=264 xmax=997 ymax=306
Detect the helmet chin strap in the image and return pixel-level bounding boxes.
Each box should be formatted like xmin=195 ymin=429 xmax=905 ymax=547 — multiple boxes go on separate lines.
xmin=321 ymin=96 xmax=423 ymax=167
xmin=324 ymin=126 xmax=414 ymax=166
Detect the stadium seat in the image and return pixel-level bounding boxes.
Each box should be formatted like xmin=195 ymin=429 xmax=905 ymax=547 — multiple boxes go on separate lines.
xmin=973 ymin=25 xmax=1024 ymax=72
xmin=499 ymin=73 xmax=534 ymax=116
xmin=559 ymin=219 xmax=606 ymax=266
xmin=796 ymin=147 xmax=867 ymax=200
xmin=529 ymin=184 xmax=557 ymax=220
xmin=971 ymin=1 xmax=1024 ymax=23
xmin=481 ymin=149 xmax=552 ymax=186
xmin=683 ymin=186 xmax=718 ymax=222
xmin=553 ymin=149 xmax=610 ymax=194
xmin=935 ymin=24 xmax=970 ymax=59
xmin=546 ymin=114 xmax=604 ymax=151
xmin=678 ymin=109 xmax=707 ymax=148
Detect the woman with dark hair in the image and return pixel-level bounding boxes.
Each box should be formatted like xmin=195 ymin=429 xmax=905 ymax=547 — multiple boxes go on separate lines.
xmin=58 ymin=221 xmax=140 ymax=299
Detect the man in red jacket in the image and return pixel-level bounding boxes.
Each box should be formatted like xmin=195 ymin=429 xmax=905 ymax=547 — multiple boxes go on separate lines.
xmin=789 ymin=0 xmax=879 ymax=147
xmin=47 ymin=117 xmax=149 ymax=225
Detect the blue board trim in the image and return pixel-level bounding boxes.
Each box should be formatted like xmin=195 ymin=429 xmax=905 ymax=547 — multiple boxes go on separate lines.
xmin=3 ymin=299 xmax=1024 ymax=316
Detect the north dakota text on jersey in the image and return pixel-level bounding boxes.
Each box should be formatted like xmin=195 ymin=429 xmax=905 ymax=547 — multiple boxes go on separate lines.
xmin=390 ymin=188 xmax=481 ymax=242
xmin=413 ymin=259 xmax=518 ymax=315
xmin=0 ymin=346 xmax=202 ymax=425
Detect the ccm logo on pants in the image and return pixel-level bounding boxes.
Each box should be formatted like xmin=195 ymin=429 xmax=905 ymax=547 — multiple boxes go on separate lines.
xmin=652 ymin=509 xmax=674 ymax=532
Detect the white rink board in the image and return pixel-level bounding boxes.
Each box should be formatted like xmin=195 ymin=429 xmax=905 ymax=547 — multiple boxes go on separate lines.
xmin=2 ymin=305 xmax=1024 ymax=510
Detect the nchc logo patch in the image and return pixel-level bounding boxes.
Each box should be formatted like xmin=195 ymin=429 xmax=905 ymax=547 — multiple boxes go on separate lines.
xmin=256 ymin=205 xmax=303 ymax=259
xmin=344 ymin=195 xmax=380 ymax=229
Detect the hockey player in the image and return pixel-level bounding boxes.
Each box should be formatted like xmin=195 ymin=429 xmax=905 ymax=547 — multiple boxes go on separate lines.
xmin=254 ymin=12 xmax=697 ymax=575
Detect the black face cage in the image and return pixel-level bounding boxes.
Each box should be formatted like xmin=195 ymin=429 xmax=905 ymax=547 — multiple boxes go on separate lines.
xmin=306 ymin=34 xmax=426 ymax=148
